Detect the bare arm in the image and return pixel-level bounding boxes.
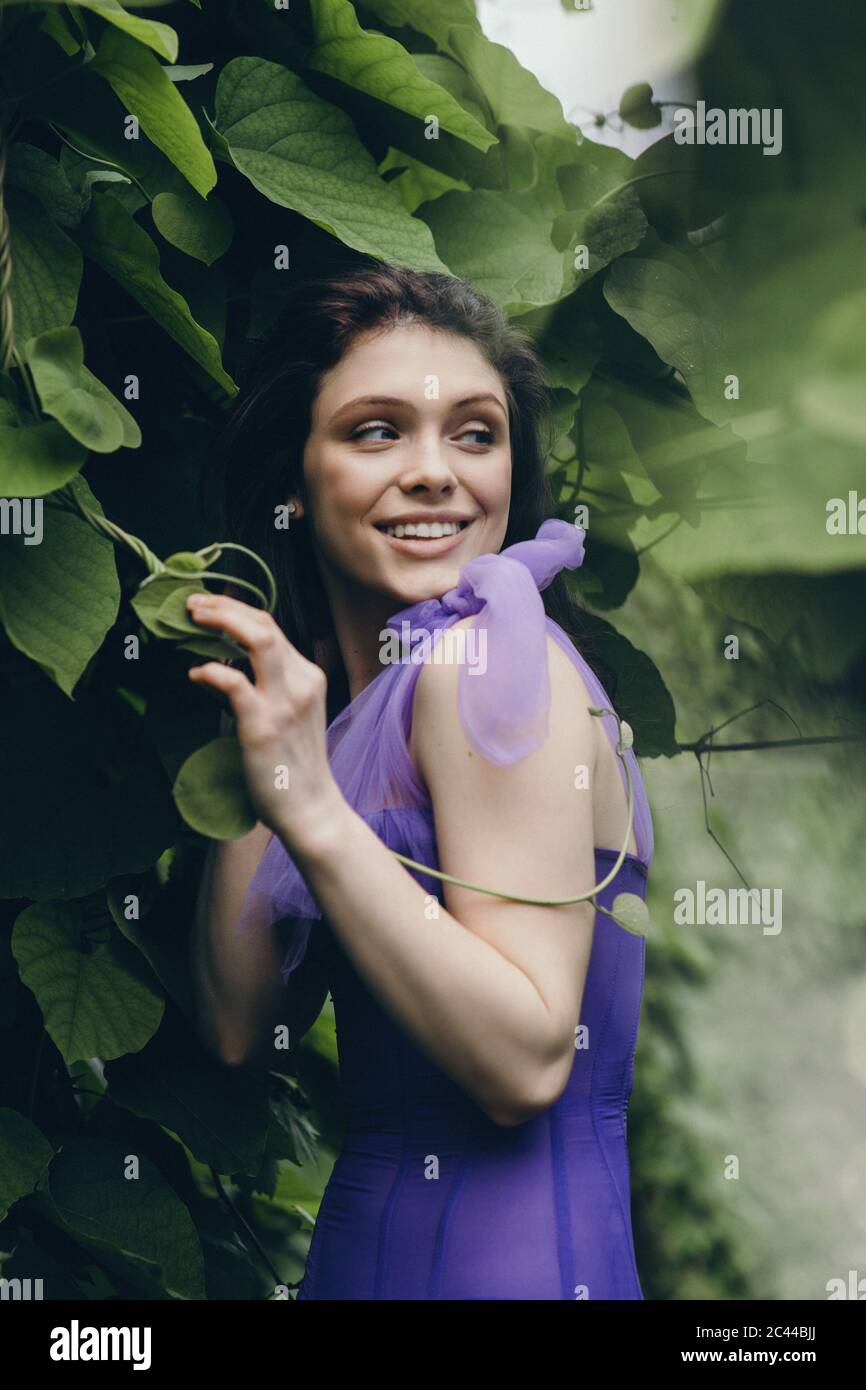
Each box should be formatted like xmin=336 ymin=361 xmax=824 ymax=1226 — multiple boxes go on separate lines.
xmin=188 ymin=818 xmax=285 ymax=1066
xmin=285 ymin=627 xmax=599 ymax=1126
xmin=189 ymin=715 xmax=327 ymax=1067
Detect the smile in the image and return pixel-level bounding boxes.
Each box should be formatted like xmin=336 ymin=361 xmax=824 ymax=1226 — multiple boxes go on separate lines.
xmin=375 ymin=517 xmax=476 ymax=555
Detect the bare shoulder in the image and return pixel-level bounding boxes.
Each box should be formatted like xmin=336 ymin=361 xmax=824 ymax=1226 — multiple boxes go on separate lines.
xmin=411 ymin=618 xmax=598 ymax=771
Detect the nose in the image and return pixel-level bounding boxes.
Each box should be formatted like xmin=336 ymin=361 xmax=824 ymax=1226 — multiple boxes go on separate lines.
xmin=398 ymin=431 xmax=459 ymax=497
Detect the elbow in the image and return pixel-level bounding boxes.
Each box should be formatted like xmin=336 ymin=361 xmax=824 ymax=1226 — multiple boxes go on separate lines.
xmin=191 ymin=1010 xmax=264 ymax=1072
xmin=483 ymin=1053 xmax=572 ymax=1129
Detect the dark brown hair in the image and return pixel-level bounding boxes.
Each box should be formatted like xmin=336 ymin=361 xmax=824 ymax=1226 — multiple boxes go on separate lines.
xmin=218 ymin=258 xmax=605 ymax=720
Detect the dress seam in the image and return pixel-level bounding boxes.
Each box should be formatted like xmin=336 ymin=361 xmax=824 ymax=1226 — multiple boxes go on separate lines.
xmin=549 ymin=1104 xmax=576 ymax=1299
xmin=588 ymin=919 xmax=640 ymax=1297
xmin=428 ymin=1143 xmax=472 ymax=1299
xmin=373 ymin=1043 xmax=410 ymax=1299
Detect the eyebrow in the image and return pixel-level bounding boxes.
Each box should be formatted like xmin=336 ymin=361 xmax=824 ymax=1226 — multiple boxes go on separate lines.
xmin=330 ymin=392 xmax=508 ymax=421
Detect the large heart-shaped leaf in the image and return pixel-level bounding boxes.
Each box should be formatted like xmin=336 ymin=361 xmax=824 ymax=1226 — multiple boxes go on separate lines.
xmin=12 ymin=901 xmax=164 ymax=1066
xmin=603 ymin=230 xmax=734 ymax=428
xmin=46 ymin=1137 xmax=205 ymax=1300
xmin=210 ymin=56 xmax=448 ymax=273
xmin=0 ymin=473 xmax=119 ymax=696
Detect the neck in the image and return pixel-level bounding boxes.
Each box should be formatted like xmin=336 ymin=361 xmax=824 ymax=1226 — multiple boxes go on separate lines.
xmin=322 ymin=582 xmax=405 ymax=703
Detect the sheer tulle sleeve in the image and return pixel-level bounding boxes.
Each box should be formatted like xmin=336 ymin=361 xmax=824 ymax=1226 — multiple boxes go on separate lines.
xmin=439 ymin=518 xmax=654 ymax=865
xmin=437 ymin=519 xmax=586 ymax=766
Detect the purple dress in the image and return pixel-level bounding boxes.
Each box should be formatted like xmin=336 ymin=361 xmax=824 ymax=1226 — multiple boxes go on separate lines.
xmin=238 ymin=519 xmax=654 ymax=1300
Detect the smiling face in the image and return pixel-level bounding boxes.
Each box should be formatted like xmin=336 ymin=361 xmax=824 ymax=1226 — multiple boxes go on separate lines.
xmin=296 ymin=323 xmax=512 ymax=624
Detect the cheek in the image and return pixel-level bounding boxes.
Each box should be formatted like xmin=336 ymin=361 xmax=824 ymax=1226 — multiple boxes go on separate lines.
xmin=307 ymin=448 xmax=375 ymax=523
xmin=480 ymin=452 xmax=512 ymax=507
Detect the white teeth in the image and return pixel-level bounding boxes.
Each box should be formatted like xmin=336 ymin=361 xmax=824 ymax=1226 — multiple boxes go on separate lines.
xmin=381 ymin=520 xmax=465 ymax=539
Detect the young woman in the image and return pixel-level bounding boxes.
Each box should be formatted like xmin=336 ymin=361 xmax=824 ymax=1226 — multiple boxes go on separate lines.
xmin=188 ymin=261 xmax=654 ymax=1300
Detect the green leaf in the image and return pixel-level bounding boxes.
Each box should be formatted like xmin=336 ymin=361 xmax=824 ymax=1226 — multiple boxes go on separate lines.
xmin=307 ymin=0 xmax=495 ymax=152
xmin=31 ymin=63 xmax=194 ymax=205
xmin=419 ymin=187 xmax=571 ymax=313
xmin=173 ymin=736 xmax=256 ymax=840
xmin=515 ymin=301 xmax=601 ymax=396
xmin=618 ymin=82 xmax=661 ymax=130
xmin=12 ymin=901 xmax=164 ymax=1066
xmin=76 ymin=193 xmax=237 ymax=395
xmin=603 ymin=230 xmax=735 ymax=427
xmin=378 ymin=146 xmax=470 ymax=214
xmin=40 ymin=4 xmax=82 ymax=56
xmin=610 ymin=892 xmax=651 ymax=936
xmin=78 ymin=0 xmax=179 ymax=62
xmin=6 ymin=189 xmax=83 ymax=347
xmin=5 ymin=142 xmax=83 ymax=228
xmin=108 ymin=875 xmax=194 ymax=1012
xmin=162 ymin=63 xmax=214 ymax=83
xmin=151 ymin=190 xmax=234 ymax=265
xmin=0 ymin=1109 xmax=55 ymax=1223
xmin=572 ymin=608 xmax=679 ymax=758
xmin=131 ymin=575 xmax=246 ymax=659
xmin=0 ymin=474 xmax=119 ymax=696
xmin=46 ymin=1137 xmax=205 ymax=1300
xmin=104 ymin=1012 xmax=272 ymax=1176
xmin=411 ymin=52 xmax=491 ymax=132
xmin=90 ymin=26 xmax=216 ymax=197
xmin=499 ymin=124 xmax=537 ymax=192
xmin=447 ymin=25 xmax=578 ymax=140
xmin=550 ymin=136 xmax=648 ymax=285
xmin=0 ymin=416 xmax=86 ymax=496
xmin=690 ymin=571 xmax=866 ymax=683
xmin=23 ymin=326 xmax=141 ymax=453
xmin=357 ymin=0 xmax=482 ymax=56
xmin=210 ymin=56 xmax=448 ymax=272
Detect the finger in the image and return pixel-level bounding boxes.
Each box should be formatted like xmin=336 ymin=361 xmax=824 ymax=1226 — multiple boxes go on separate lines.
xmin=188 ymin=661 xmax=259 ymax=721
xmin=185 ymin=595 xmax=290 ymax=688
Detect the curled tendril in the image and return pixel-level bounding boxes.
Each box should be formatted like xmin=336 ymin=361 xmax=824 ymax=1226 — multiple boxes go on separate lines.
xmin=389 ymin=705 xmax=649 ymax=934
xmin=53 ymin=484 xmax=278 ymax=615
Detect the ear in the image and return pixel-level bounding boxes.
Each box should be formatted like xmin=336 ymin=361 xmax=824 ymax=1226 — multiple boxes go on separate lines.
xmin=287 ymin=496 xmax=305 ymax=519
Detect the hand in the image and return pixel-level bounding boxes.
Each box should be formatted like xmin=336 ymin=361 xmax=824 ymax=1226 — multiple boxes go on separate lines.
xmin=184 ymin=592 xmax=344 ymax=849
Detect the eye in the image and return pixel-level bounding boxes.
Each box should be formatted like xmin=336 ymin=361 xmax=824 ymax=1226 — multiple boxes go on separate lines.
xmin=457 ymin=425 xmax=495 ymax=446
xmin=349 ymin=420 xmax=398 ymax=442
